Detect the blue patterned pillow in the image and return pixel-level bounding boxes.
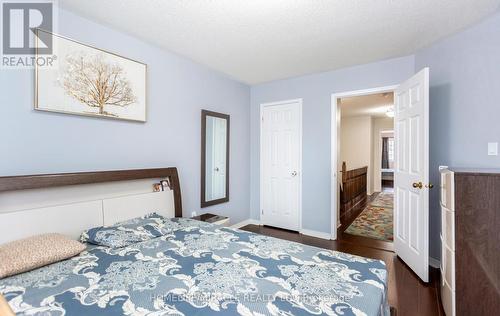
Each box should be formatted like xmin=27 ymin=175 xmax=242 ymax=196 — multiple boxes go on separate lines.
xmin=80 ymin=213 xmax=167 ymax=248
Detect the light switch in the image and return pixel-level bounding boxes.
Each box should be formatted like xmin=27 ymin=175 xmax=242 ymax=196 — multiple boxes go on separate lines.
xmin=488 ymin=142 xmax=498 ymax=156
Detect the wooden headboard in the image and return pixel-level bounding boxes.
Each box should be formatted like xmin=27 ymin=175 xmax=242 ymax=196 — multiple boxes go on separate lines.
xmin=0 ymin=167 xmax=183 ymax=217
xmin=0 ymin=168 xmax=184 ymax=244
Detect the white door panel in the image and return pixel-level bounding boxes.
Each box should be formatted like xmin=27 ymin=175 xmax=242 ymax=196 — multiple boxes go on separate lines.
xmin=261 ymin=100 xmax=301 ymax=231
xmin=394 ymin=68 xmax=429 ymax=282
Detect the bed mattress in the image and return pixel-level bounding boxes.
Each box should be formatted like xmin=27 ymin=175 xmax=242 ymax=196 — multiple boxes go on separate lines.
xmin=0 ymin=218 xmax=389 ymax=315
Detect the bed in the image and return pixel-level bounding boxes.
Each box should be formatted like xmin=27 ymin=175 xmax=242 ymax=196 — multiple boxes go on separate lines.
xmin=0 ymin=168 xmax=389 ymax=316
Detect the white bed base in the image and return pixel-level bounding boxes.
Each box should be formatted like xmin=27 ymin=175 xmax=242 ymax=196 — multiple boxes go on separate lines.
xmin=0 ymin=179 xmax=175 ymax=244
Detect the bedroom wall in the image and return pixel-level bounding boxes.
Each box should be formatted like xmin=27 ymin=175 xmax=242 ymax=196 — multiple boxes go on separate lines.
xmin=250 ymin=10 xmax=500 ymax=260
xmin=415 ymin=10 xmax=500 ymax=260
xmin=0 ymin=8 xmax=251 ymax=224
xmin=250 ymin=55 xmax=415 ymax=234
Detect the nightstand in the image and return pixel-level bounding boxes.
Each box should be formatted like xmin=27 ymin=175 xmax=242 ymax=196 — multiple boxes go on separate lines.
xmin=192 ymin=213 xmax=230 ymax=227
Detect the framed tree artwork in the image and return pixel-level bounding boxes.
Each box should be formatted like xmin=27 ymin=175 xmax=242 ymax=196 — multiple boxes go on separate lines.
xmin=35 ymin=29 xmax=147 ymax=122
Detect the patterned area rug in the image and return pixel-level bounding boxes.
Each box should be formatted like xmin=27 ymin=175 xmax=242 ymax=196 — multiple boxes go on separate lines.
xmin=345 ymin=192 xmax=393 ymax=241
xmin=371 ymin=191 xmax=394 ymax=208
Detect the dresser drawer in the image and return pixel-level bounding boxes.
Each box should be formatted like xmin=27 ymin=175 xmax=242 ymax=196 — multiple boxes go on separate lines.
xmin=443 ymin=245 xmax=455 ymax=290
xmin=440 ymin=234 xmax=445 ymax=286
xmin=441 ymin=206 xmax=455 ymax=251
xmin=441 ymin=278 xmax=456 ymax=316
xmin=440 ymin=171 xmax=454 ymax=211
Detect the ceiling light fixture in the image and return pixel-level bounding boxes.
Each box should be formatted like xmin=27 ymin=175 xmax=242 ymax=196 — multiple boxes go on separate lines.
xmin=386 ymin=107 xmax=394 ymax=118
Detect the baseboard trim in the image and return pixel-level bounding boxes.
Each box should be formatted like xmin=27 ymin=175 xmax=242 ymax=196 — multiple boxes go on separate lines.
xmin=429 ymin=257 xmax=440 ymax=269
xmin=300 ymin=229 xmax=331 ymax=240
xmin=230 ymin=219 xmax=261 ymax=229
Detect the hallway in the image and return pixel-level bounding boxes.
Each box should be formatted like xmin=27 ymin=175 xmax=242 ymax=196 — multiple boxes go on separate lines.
xmin=339 ymin=190 xmax=394 ymax=252
xmin=345 ymin=191 xmax=393 ymax=241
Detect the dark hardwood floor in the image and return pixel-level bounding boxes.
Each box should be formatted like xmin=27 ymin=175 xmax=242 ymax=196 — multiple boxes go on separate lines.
xmin=240 ymin=224 xmax=444 ymax=316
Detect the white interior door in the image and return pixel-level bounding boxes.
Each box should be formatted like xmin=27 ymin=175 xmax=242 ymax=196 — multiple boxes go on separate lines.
xmin=394 ymin=68 xmax=430 ymax=282
xmin=261 ymin=100 xmax=301 ymax=231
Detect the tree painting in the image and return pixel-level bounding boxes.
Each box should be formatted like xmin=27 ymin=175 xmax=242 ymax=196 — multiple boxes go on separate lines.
xmin=61 ymin=52 xmax=137 ymax=117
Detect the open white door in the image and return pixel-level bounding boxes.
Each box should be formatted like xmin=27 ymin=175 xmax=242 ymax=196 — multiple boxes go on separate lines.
xmin=394 ymin=68 xmax=430 ymax=282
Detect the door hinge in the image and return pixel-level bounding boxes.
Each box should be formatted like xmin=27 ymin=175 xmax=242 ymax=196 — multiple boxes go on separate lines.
xmin=261 ymin=116 xmax=264 ymax=122
xmin=261 ymin=209 xmax=264 ymax=215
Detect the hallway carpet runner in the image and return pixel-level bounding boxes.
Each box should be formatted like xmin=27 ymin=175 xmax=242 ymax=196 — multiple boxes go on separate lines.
xmin=371 ymin=191 xmax=394 ymax=208
xmin=345 ymin=192 xmax=394 ymax=241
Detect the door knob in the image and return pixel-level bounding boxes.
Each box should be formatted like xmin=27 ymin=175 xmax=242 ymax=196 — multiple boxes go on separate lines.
xmin=425 ymin=183 xmax=434 ymax=189
xmin=291 ymin=171 xmax=298 ymax=177
xmin=412 ymin=182 xmax=423 ymax=189
xmin=214 ymin=167 xmax=219 ymax=172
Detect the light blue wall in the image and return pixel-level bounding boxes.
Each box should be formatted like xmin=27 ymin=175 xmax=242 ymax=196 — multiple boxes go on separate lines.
xmin=0 ymin=9 xmax=251 ymax=223
xmin=2 ymin=5 xmax=498 ymax=263
xmin=415 ymin=10 xmax=500 ymax=259
xmin=250 ymin=56 xmax=415 ymax=234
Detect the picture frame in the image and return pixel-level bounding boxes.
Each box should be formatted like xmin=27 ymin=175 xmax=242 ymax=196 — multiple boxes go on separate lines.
xmin=160 ymin=179 xmax=170 ymax=191
xmin=35 ymin=29 xmax=147 ymax=122
xmin=153 ymin=183 xmax=162 ymax=192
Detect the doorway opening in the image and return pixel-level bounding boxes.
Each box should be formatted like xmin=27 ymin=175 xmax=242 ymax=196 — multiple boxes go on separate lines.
xmin=336 ymin=91 xmax=395 ymax=247
xmin=331 ymin=69 xmax=430 ymax=282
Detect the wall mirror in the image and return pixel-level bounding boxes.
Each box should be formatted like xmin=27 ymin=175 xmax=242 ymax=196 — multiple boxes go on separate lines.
xmin=201 ymin=110 xmax=230 ymax=207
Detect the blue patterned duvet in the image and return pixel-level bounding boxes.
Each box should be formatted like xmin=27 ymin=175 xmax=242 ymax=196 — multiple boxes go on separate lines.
xmin=0 ymin=218 xmax=389 ymax=315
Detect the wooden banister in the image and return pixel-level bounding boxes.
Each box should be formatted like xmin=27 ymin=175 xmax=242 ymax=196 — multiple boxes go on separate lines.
xmin=339 ymin=162 xmax=368 ymax=223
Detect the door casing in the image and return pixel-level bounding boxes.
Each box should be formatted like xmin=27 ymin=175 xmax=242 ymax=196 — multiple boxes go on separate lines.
xmin=330 ymin=85 xmax=398 ymax=240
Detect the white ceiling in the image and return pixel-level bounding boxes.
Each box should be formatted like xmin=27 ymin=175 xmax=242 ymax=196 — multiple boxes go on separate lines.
xmin=59 ymin=0 xmax=500 ymax=84
xmin=340 ymin=93 xmax=394 ymax=118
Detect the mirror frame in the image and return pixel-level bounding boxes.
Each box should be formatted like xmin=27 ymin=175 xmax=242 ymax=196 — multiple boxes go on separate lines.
xmin=201 ymin=110 xmax=230 ymax=208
